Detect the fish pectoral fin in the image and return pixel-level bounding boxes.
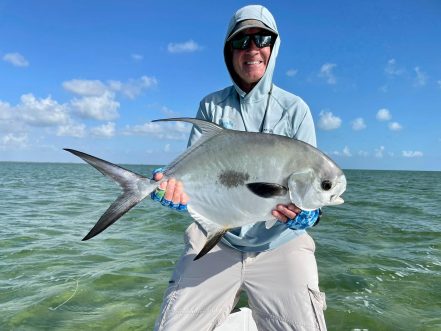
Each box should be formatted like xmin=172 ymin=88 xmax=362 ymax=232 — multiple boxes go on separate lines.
xmin=194 ymin=228 xmax=229 ymax=261
xmin=246 ymin=182 xmax=288 ymax=198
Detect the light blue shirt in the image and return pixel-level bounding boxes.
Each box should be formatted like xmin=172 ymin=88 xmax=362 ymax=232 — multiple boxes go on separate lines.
xmin=187 ymin=5 xmax=317 ymax=252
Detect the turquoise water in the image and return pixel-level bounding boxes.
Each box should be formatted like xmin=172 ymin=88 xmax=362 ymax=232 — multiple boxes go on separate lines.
xmin=1 ymin=162 xmax=440 ymax=330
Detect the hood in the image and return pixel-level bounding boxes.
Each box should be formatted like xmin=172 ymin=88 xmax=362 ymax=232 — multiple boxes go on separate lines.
xmin=224 ymin=5 xmax=280 ymax=100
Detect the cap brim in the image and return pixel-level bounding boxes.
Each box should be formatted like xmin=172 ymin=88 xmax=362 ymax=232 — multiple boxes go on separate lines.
xmin=227 ymin=19 xmax=277 ymax=41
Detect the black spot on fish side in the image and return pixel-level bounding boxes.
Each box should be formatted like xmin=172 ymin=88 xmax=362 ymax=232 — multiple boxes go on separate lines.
xmin=218 ymin=170 xmax=250 ymax=188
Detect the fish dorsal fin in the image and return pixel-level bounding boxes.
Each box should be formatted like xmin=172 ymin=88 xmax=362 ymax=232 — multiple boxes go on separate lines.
xmin=152 ymin=118 xmax=224 ymax=175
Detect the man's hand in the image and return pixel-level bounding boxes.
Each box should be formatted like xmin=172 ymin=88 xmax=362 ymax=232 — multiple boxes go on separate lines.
xmin=272 ymin=203 xmax=301 ymax=223
xmin=152 ymin=171 xmax=189 ymax=210
xmin=273 ymin=203 xmax=321 ymax=230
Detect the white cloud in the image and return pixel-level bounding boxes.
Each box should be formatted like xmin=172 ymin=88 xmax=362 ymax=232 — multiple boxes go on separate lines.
xmin=63 ymin=79 xmax=108 ymax=96
xmin=413 ymin=66 xmax=428 ymax=87
xmin=64 ymin=76 xmax=157 ymax=100
xmin=108 ymin=76 xmax=158 ymax=99
xmin=160 ymin=106 xmax=178 ymax=117
xmin=358 ymin=150 xmax=369 ymax=157
xmin=57 ymin=123 xmax=86 ymax=138
xmin=1 ymin=96 xmax=73 ymax=140
xmin=376 ymin=108 xmax=391 ymax=121
xmin=286 ymin=69 xmax=298 ymax=77
xmin=342 ymin=146 xmax=352 ymax=157
xmin=164 ymin=144 xmax=171 ymax=152
xmin=318 ymin=63 xmax=337 ymax=84
xmin=167 ymin=40 xmax=202 ymax=53
xmin=351 ymin=117 xmax=366 ymax=131
xmin=124 ymin=122 xmax=162 ymax=135
xmin=318 ymin=111 xmax=341 ymax=130
xmin=0 ymin=101 xmax=13 ymax=120
xmin=0 ymin=133 xmax=28 ymax=149
xmin=91 ymin=122 xmax=116 ymax=138
xmin=3 ymin=52 xmax=29 ymax=67
xmin=19 ymin=94 xmax=70 ymax=126
xmin=70 ymin=91 xmax=119 ymax=120
xmin=388 ymin=122 xmax=402 ymax=131
xmin=384 ymin=58 xmax=404 ymax=77
xmin=124 ymin=121 xmax=191 ymax=140
xmin=131 ymin=53 xmax=143 ymax=61
xmin=330 ymin=146 xmax=352 ymax=157
xmin=374 ymin=146 xmax=385 ymax=158
xmin=379 ymin=84 xmax=389 ymax=93
xmin=402 ymin=150 xmax=423 ymax=158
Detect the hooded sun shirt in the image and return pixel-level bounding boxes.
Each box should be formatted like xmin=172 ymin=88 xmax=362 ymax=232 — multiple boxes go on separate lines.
xmin=188 ymin=5 xmax=317 ymax=253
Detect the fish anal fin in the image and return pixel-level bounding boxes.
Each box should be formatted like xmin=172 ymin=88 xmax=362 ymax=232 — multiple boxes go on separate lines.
xmin=194 ymin=228 xmax=229 ymax=261
xmin=246 ymin=182 xmax=288 ymax=198
xmin=265 ymin=219 xmax=278 ymax=229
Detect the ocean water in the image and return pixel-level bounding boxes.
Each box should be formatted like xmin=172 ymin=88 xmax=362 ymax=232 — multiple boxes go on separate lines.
xmin=1 ymin=162 xmax=440 ymax=330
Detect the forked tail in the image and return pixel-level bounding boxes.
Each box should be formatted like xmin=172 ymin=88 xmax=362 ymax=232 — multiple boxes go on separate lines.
xmin=64 ymin=149 xmax=156 ymax=240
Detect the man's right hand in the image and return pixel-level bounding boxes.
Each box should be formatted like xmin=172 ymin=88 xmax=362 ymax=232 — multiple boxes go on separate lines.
xmin=152 ymin=171 xmax=189 ymax=210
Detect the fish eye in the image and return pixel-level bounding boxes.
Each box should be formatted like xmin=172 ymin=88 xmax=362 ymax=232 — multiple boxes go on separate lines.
xmin=321 ymin=180 xmax=332 ymax=191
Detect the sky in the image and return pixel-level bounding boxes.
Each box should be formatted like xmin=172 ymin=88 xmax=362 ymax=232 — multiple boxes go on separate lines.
xmin=1 ymin=0 xmax=440 ymax=170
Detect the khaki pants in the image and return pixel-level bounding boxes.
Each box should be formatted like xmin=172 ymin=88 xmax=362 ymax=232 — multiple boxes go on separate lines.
xmin=154 ymin=223 xmax=327 ymax=331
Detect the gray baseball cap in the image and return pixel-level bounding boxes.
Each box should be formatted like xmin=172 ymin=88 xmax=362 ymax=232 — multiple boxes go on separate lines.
xmin=227 ymin=19 xmax=277 ymax=41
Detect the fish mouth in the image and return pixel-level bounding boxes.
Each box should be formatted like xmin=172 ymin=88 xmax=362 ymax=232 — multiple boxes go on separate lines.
xmin=329 ymin=175 xmax=346 ymax=205
xmin=330 ymin=194 xmax=344 ymax=205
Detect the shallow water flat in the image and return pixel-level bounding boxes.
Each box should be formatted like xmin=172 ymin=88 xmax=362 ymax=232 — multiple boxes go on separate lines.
xmin=1 ymin=163 xmax=440 ymax=330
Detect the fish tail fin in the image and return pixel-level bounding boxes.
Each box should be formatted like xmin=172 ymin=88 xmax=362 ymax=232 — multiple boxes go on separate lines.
xmin=64 ymin=148 xmax=156 ymax=240
xmin=194 ymin=228 xmax=229 ymax=261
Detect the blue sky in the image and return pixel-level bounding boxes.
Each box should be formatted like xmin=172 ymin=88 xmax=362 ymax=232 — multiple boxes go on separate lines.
xmin=1 ymin=0 xmax=440 ymax=170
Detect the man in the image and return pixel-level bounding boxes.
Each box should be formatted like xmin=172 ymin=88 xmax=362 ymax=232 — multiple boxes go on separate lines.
xmin=153 ymin=5 xmax=327 ymax=331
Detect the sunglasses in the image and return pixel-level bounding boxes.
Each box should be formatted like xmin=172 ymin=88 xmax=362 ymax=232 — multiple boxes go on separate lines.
xmin=230 ymin=33 xmax=274 ymax=50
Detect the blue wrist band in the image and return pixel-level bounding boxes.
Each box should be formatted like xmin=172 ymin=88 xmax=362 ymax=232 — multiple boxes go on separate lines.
xmin=151 ymin=167 xmax=165 ymax=179
xmin=169 ymin=202 xmax=188 ymax=212
xmin=150 ymin=187 xmax=165 ymax=202
xmin=161 ymin=198 xmax=172 ymax=207
xmin=177 ymin=204 xmax=188 ymax=211
xmin=169 ymin=202 xmax=180 ymax=209
xmin=286 ymin=209 xmax=320 ymax=230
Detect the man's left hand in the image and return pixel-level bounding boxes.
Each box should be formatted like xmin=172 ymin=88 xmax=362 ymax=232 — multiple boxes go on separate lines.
xmin=272 ymin=203 xmax=301 ymax=223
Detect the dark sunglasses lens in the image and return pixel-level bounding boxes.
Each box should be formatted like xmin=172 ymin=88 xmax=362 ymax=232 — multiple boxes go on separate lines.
xmin=254 ymin=35 xmax=273 ymax=47
xmin=231 ymin=35 xmax=250 ymax=49
xmin=231 ymin=34 xmax=274 ymax=49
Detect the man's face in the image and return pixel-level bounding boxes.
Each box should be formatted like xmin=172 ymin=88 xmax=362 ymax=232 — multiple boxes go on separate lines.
xmin=231 ymin=28 xmax=272 ymax=92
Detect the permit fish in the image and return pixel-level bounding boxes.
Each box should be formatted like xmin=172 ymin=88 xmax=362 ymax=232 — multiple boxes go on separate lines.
xmin=65 ymin=118 xmax=346 ymax=260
